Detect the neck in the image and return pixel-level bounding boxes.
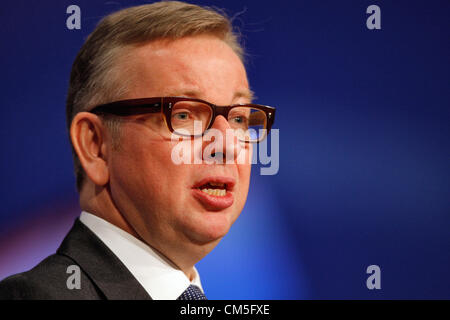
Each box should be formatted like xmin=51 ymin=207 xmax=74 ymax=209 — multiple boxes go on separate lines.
xmin=79 ymin=182 xmax=211 ymax=280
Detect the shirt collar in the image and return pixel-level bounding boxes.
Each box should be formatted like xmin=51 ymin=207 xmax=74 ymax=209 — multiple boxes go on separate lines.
xmin=79 ymin=211 xmax=203 ymax=300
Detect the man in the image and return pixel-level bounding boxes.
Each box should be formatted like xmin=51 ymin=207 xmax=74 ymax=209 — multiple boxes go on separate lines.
xmin=0 ymin=1 xmax=275 ymax=299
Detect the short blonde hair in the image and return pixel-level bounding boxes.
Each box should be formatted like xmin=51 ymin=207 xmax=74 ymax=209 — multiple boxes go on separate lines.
xmin=66 ymin=1 xmax=244 ymax=192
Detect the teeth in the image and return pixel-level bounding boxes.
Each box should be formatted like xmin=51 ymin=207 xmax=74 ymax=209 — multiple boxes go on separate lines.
xmin=201 ymin=188 xmax=226 ymax=196
xmin=209 ymin=182 xmax=225 ymax=188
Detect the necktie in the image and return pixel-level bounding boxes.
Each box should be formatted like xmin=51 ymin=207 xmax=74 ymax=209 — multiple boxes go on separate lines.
xmin=177 ymin=285 xmax=207 ymax=300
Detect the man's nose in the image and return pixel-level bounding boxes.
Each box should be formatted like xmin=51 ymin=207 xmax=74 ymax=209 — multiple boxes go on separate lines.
xmin=202 ymin=115 xmax=242 ymax=164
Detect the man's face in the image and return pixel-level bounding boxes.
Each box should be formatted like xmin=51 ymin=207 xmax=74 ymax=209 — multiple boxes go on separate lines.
xmin=106 ymin=35 xmax=252 ymax=257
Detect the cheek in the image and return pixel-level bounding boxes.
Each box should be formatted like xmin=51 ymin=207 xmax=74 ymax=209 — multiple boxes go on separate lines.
xmin=109 ymin=135 xmax=198 ymax=239
xmin=237 ymin=163 xmax=251 ymax=201
xmin=238 ymin=144 xmax=252 ymax=187
xmin=110 ymin=131 xmax=184 ymax=206
xmin=236 ymin=144 xmax=253 ymax=204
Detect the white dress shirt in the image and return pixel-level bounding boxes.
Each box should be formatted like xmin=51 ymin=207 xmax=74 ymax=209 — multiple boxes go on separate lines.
xmin=79 ymin=211 xmax=204 ymax=300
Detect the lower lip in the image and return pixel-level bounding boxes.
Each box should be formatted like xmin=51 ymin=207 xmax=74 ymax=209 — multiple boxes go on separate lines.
xmin=191 ymin=189 xmax=234 ymax=211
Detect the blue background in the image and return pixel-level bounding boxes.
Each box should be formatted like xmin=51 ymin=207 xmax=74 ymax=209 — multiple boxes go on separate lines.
xmin=0 ymin=0 xmax=448 ymax=299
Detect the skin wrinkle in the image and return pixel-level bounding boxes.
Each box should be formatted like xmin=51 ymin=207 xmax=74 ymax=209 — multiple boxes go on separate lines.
xmin=160 ymin=88 xmax=255 ymax=104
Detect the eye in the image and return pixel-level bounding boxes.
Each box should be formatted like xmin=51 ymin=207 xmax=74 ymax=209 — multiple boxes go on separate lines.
xmin=172 ymin=110 xmax=190 ymax=120
xmin=231 ymin=115 xmax=246 ymax=124
xmin=229 ymin=111 xmax=249 ymax=125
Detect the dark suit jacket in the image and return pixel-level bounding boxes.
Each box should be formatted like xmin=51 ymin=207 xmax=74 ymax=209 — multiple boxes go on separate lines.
xmin=0 ymin=219 xmax=152 ymax=300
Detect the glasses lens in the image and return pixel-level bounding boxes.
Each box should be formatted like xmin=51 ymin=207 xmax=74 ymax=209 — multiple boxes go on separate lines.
xmin=171 ymin=101 xmax=212 ymax=136
xmin=228 ymin=107 xmax=267 ymax=142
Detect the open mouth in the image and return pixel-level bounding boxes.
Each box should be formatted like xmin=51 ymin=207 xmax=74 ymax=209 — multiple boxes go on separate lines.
xmin=198 ymin=182 xmax=228 ymax=197
xmin=191 ymin=177 xmax=235 ymax=210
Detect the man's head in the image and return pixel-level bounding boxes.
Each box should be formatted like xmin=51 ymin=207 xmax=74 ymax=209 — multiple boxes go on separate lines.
xmin=66 ymin=1 xmax=244 ymax=191
xmin=67 ymin=1 xmax=253 ymax=272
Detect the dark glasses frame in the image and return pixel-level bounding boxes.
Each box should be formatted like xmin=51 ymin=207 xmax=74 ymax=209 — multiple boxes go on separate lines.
xmin=89 ymin=97 xmax=276 ymax=143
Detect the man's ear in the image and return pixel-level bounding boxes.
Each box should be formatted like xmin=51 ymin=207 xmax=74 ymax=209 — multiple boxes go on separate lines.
xmin=70 ymin=112 xmax=110 ymax=186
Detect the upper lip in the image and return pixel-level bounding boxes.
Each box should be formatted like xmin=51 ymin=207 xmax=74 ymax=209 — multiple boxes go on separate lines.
xmin=192 ymin=176 xmax=236 ymax=191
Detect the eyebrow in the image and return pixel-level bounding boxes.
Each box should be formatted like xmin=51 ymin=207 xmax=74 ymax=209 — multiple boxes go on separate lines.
xmin=164 ymin=88 xmax=255 ymax=104
xmin=234 ymin=89 xmax=255 ymax=102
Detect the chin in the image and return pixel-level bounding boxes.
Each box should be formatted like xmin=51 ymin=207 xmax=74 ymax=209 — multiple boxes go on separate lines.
xmin=187 ymin=210 xmax=236 ymax=244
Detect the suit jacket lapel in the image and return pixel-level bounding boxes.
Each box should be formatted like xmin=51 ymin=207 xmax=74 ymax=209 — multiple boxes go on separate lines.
xmin=57 ymin=218 xmax=152 ymax=300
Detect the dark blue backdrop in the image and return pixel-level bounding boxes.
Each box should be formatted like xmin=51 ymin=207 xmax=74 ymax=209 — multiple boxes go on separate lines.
xmin=0 ymin=0 xmax=448 ymax=299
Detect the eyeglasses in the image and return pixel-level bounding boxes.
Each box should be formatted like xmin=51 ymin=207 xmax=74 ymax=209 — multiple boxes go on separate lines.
xmin=89 ymin=97 xmax=276 ymax=143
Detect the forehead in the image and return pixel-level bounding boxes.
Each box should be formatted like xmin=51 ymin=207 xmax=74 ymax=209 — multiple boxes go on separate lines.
xmin=119 ymin=35 xmax=251 ymax=103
